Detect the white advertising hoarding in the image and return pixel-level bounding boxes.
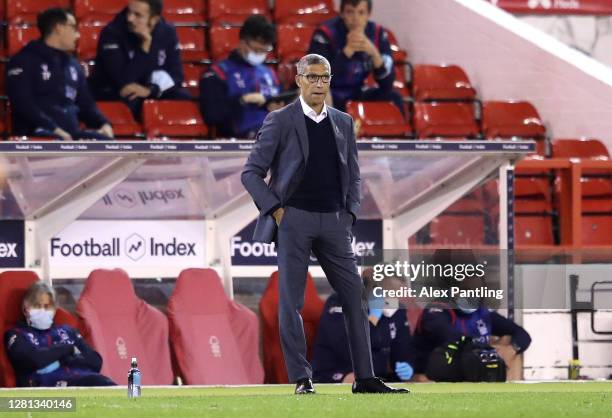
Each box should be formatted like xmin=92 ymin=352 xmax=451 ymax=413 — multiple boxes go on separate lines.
xmin=49 ymin=220 xmax=206 ymax=279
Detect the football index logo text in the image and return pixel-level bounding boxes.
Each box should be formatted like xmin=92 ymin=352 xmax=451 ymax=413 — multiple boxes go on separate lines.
xmin=50 ymin=235 xmax=197 ymax=260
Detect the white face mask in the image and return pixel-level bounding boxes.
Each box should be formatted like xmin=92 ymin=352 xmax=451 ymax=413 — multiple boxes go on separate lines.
xmin=27 ymin=308 xmax=56 ymax=330
xmin=455 ymin=297 xmax=478 ymax=314
xmin=246 ymin=51 xmax=267 ymax=66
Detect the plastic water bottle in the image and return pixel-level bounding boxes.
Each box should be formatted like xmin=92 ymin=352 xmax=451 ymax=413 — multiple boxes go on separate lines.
xmin=127 ymin=357 xmax=141 ymax=398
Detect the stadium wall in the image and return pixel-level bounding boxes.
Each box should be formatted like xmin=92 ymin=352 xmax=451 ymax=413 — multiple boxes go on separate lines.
xmin=372 ymin=0 xmax=612 ymax=152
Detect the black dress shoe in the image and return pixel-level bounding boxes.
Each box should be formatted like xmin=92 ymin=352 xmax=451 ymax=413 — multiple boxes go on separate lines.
xmin=295 ymin=378 xmax=316 ymax=394
xmin=352 ymin=377 xmax=410 ymax=394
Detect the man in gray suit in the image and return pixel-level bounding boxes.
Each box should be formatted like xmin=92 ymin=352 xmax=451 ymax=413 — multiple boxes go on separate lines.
xmin=242 ymin=54 xmax=409 ymax=395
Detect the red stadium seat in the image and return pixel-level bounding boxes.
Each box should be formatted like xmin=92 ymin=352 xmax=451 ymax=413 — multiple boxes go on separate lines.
xmin=515 ymin=215 xmax=555 ymax=246
xmin=512 ymin=175 xmax=556 ymax=248
xmin=7 ymin=25 xmax=40 ymax=57
xmin=429 ymin=215 xmax=485 ymax=245
xmin=259 ymin=271 xmax=324 ymax=384
xmin=413 ymin=102 xmax=480 ymax=139
xmin=208 ymin=0 xmax=269 ymax=25
xmin=176 ymin=27 xmax=208 ymax=62
xmin=514 ymin=199 xmax=555 ymax=246
xmin=552 ymin=138 xmax=611 ymax=200
xmin=552 ymin=138 xmax=610 ymax=160
xmin=76 ymin=269 xmax=173 ymax=385
xmin=482 ymin=101 xmax=546 ymax=139
xmin=167 ymin=268 xmax=264 ymax=385
xmin=0 ymin=271 xmax=80 ymax=388
xmin=209 ymin=25 xmax=240 ymax=60
xmin=74 ymin=0 xmax=124 ymax=24
xmin=275 ymin=0 xmax=335 ymax=25
xmin=582 ymin=215 xmax=612 ymax=245
xmin=7 ymin=0 xmax=70 ymax=24
xmin=277 ymin=24 xmax=316 ymax=62
xmin=142 ymin=100 xmax=208 ymax=138
xmin=76 ymin=23 xmax=103 ymax=61
xmin=365 ymin=65 xmax=410 ymax=97
xmin=412 ymin=65 xmax=476 ymax=102
xmin=163 ymin=0 xmax=206 ymax=24
xmin=182 ymin=63 xmax=205 ymax=97
xmin=346 ymin=101 xmax=412 ymax=138
xmin=96 ymin=102 xmax=143 ymax=138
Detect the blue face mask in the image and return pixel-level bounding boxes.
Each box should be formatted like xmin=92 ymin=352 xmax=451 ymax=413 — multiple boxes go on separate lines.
xmin=27 ymin=308 xmax=55 ymax=330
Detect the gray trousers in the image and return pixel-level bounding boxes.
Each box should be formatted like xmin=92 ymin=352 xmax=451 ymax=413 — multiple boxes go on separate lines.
xmin=277 ymin=205 xmax=375 ymax=382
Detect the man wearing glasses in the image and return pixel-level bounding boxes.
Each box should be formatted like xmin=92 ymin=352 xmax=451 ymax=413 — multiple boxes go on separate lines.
xmin=242 ymin=54 xmax=409 ymax=395
xmin=7 ymin=8 xmax=113 ymax=141
xmin=200 ymin=15 xmax=282 ymax=139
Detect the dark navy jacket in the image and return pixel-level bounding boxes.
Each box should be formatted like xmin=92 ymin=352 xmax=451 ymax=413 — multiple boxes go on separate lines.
xmin=312 ymin=293 xmax=412 ymax=382
xmin=90 ymin=8 xmax=184 ymax=99
xmin=4 ymin=322 xmax=112 ymax=387
xmin=6 ymin=40 xmax=108 ymax=136
xmin=410 ymin=304 xmax=532 ymax=373
xmin=200 ymin=50 xmax=280 ymax=138
xmin=308 ymin=16 xmax=395 ymax=107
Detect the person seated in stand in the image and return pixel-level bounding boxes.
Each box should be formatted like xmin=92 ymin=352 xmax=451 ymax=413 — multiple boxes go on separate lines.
xmin=411 ymin=250 xmax=532 ymax=382
xmin=90 ymin=0 xmax=190 ymax=118
xmin=312 ymin=272 xmax=414 ymax=383
xmin=307 ymin=0 xmax=402 ymax=112
xmin=4 ymin=282 xmax=116 ymax=387
xmin=7 ymin=8 xmax=113 ymax=141
xmin=199 ymin=15 xmax=283 ymax=138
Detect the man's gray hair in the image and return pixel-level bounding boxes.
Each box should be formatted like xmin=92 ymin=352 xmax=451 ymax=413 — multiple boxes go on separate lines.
xmin=23 ymin=281 xmax=55 ymax=308
xmin=297 ymin=54 xmax=331 ymax=75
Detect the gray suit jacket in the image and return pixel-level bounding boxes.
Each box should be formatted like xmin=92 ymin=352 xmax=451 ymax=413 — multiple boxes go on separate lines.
xmin=241 ymin=99 xmax=361 ymax=243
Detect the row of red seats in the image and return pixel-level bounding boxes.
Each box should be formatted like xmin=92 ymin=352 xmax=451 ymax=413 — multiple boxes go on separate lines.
xmin=412 ymin=139 xmax=612 ymax=248
xmin=0 ymin=0 xmax=335 ymax=25
xmin=347 ymin=100 xmax=545 ymax=140
xmin=0 ymin=268 xmax=263 ymax=387
xmin=0 ymin=99 xmax=546 ymax=141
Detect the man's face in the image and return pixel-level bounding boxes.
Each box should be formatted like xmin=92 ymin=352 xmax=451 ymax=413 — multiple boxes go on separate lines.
xmin=127 ymin=0 xmax=157 ymax=35
xmin=341 ymin=1 xmax=370 ymax=32
xmin=56 ymin=13 xmax=79 ymax=52
xmin=296 ymin=63 xmax=331 ymax=108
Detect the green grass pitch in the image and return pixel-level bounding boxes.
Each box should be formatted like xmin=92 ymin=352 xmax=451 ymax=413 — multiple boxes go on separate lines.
xmin=1 ymin=382 xmax=611 ymax=418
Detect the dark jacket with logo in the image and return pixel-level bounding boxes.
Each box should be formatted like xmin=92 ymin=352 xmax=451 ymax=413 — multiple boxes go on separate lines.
xmin=200 ymin=50 xmax=281 ymax=138
xmin=6 ymin=40 xmax=108 ymax=136
xmin=90 ymin=8 xmax=184 ymax=99
xmin=312 ymin=293 xmax=412 ymax=382
xmin=410 ymin=304 xmax=532 ymax=373
xmin=4 ymin=321 xmax=114 ymax=387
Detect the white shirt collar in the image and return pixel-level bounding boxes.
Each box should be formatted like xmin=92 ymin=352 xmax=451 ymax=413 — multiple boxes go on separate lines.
xmin=299 ymin=95 xmax=328 ymax=123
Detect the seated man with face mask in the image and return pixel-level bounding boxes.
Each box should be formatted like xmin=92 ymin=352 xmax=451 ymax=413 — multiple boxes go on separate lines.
xmin=199 ymin=15 xmax=283 ymax=138
xmin=311 ymin=272 xmax=414 ymax=384
xmin=4 ymin=282 xmax=116 ymax=387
